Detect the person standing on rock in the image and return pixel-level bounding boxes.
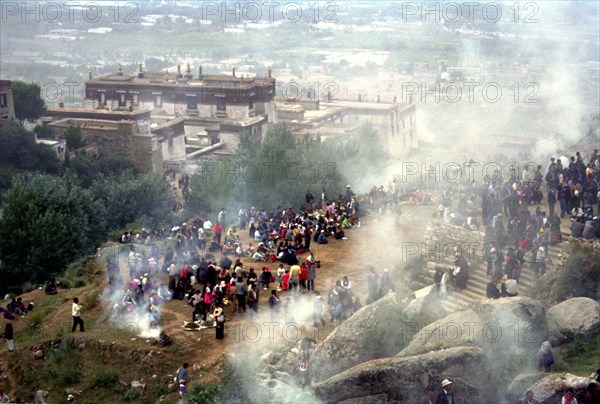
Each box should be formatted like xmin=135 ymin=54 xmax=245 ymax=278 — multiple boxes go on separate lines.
xmin=434 ymin=267 xmax=444 ymax=296
xmin=367 ymin=267 xmax=379 ymax=304
xmin=439 ymin=269 xmax=449 ymax=300
xmin=419 ymin=384 xmax=436 ymax=404
xmin=218 ymin=208 xmax=226 ymax=228
xmin=378 ymin=269 xmax=395 ymax=297
xmin=313 ymin=291 xmax=326 ymax=328
xmin=537 ymin=340 xmax=554 ymax=372
xmin=71 ymin=297 xmax=84 ymax=332
xmin=436 ymin=379 xmax=455 ymax=404
xmin=453 ymin=255 xmax=469 ymax=291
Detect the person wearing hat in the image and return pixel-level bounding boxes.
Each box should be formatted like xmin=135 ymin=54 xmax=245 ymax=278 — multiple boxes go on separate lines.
xmin=214 ymin=307 xmax=225 ymax=339
xmin=419 ymin=384 xmax=436 ymax=404
xmin=67 ymin=394 xmax=79 ymax=404
xmin=436 ymin=379 xmax=455 ymax=404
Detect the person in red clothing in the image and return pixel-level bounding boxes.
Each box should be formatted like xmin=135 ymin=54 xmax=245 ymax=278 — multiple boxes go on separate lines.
xmin=281 ymin=269 xmax=290 ymax=291
xmin=214 ymin=222 xmax=223 ymax=244
xmin=299 ymin=263 xmax=308 ymax=290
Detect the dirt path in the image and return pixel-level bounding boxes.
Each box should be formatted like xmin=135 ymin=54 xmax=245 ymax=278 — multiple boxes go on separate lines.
xmin=153 ymin=204 xmax=434 ymax=386
xmin=0 ymin=204 xmax=435 ymax=402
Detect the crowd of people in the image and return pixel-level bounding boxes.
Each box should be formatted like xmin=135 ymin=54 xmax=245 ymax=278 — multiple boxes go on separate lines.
xmin=426 ymin=150 xmax=600 ymax=302
xmin=3 ymin=149 xmax=600 ymax=402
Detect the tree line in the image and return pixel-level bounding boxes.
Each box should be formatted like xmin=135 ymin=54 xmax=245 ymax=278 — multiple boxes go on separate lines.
xmin=0 ymin=117 xmax=173 ymax=294
xmin=0 ymin=81 xmax=389 ymax=294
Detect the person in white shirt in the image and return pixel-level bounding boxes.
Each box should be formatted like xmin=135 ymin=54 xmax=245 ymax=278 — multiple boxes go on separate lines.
xmin=203 ymin=218 xmax=212 ymax=230
xmin=71 ymin=297 xmax=84 ymax=332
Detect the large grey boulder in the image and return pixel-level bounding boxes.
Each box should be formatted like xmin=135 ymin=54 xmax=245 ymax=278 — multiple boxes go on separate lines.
xmin=546 ymin=297 xmax=600 ymax=345
xmin=314 ymin=346 xmax=493 ymax=403
xmin=402 ymin=285 xmax=447 ymax=318
xmin=523 ymin=373 xmax=594 ymax=403
xmin=507 ymin=373 xmax=546 ymax=403
xmin=398 ymin=297 xmax=548 ymax=384
xmin=310 ymin=293 xmax=412 ymax=383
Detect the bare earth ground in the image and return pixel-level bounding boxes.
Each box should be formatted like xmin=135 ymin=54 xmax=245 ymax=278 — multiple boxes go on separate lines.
xmin=0 ymin=204 xmax=434 ymax=401
xmin=2 ymin=201 xmax=570 ymax=401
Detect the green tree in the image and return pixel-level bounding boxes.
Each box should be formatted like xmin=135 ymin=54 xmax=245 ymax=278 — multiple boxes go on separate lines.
xmin=0 ymin=173 xmax=107 ymax=290
xmin=91 ymin=172 xmax=172 ymax=230
xmin=0 ymin=120 xmax=60 ymax=175
xmin=64 ymin=125 xmax=84 ymax=149
xmin=187 ymin=124 xmax=346 ymax=215
xmin=33 ymin=123 xmax=54 ymax=139
xmin=11 ymin=81 xmax=46 ymax=123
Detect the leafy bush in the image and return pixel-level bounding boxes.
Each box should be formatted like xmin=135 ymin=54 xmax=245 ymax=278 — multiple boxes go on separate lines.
xmin=25 ymin=310 xmax=46 ymax=329
xmin=82 ymin=293 xmax=99 ymax=310
xmin=532 ymin=249 xmax=600 ymax=305
xmin=124 ymin=389 xmax=139 ymax=401
xmin=44 ymin=339 xmax=83 ymax=388
xmin=86 ymin=368 xmax=119 ymax=389
xmin=151 ymin=384 xmax=168 ymax=398
xmin=185 ymin=367 xmax=244 ymax=404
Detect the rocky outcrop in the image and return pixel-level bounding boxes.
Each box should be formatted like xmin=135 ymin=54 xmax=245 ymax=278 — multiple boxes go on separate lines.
xmin=398 ymin=297 xmax=548 ymax=385
xmin=314 ymin=346 xmax=492 ymax=403
xmin=402 ymin=285 xmax=447 ymax=318
xmin=523 ymin=373 xmax=594 ymax=403
xmin=310 ymin=293 xmax=412 ymax=383
xmin=507 ymin=373 xmax=546 ymax=403
xmin=546 ymin=297 xmax=600 ymax=345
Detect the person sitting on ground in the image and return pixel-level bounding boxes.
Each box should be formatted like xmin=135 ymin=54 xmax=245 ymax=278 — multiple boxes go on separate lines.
xmin=486 ymin=276 xmax=501 ymax=299
xmin=501 ymin=274 xmax=519 ymax=297
xmin=252 ymin=242 xmax=267 ymax=262
xmin=246 ymin=268 xmax=258 ymax=285
xmin=45 ymin=278 xmax=58 ymax=295
xmin=317 ymin=230 xmax=328 ymax=244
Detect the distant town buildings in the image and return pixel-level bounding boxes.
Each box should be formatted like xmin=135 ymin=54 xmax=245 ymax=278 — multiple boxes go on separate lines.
xmin=0 ymin=80 xmax=16 ymax=124
xmin=42 ymin=108 xmax=185 ymax=174
xmin=33 ymin=63 xmax=418 ymax=173
xmin=275 ymin=96 xmax=417 ymax=159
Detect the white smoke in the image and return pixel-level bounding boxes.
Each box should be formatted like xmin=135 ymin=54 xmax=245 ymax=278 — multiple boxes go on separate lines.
xmin=100 ymin=247 xmax=168 ymax=339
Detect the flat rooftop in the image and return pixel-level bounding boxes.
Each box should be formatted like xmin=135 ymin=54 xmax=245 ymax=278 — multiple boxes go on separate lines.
xmin=88 ymin=71 xmax=275 ymax=90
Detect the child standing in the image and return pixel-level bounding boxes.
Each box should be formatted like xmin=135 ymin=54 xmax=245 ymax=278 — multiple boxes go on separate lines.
xmin=4 ymin=323 xmax=14 ymax=352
